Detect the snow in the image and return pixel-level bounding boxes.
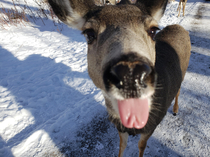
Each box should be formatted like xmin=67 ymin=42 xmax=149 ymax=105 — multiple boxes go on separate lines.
xmin=0 ymin=0 xmax=209 ymax=156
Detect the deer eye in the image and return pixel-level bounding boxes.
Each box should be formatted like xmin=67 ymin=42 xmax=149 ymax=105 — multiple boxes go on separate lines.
xmin=148 ymin=27 xmax=160 ymax=40
xmin=82 ymin=29 xmax=96 ymax=44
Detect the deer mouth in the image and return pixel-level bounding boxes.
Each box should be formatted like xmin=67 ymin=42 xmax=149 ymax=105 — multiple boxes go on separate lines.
xmin=103 ymin=53 xmax=156 ymax=129
xmin=117 ymin=98 xmax=150 ymax=129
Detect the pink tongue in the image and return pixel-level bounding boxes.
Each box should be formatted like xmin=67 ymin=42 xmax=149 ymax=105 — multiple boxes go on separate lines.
xmin=118 ymin=98 xmax=149 ymax=129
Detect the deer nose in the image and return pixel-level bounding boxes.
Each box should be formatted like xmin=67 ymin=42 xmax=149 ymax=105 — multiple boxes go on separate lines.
xmin=109 ymin=62 xmax=152 ymax=89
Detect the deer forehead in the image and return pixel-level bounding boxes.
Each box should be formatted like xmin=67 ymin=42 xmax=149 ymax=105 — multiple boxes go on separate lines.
xmin=83 ymin=6 xmax=158 ymax=65
xmin=83 ymin=5 xmax=158 ymax=31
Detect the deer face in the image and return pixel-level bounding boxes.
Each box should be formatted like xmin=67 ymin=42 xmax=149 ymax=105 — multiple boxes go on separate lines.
xmin=48 ymin=0 xmax=167 ymax=129
xmin=81 ymin=5 xmax=158 ymax=128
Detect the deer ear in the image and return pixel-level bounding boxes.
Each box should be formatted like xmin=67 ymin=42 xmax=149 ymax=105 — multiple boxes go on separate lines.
xmin=48 ymin=0 xmax=96 ymax=30
xmin=135 ymin=0 xmax=168 ymax=22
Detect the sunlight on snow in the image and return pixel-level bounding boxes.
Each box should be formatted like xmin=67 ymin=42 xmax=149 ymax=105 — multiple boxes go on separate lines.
xmin=0 ymin=87 xmax=35 ymax=142
xmin=11 ymin=129 xmax=62 ymax=156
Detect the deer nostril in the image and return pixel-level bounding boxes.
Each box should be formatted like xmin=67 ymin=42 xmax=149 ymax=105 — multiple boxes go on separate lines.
xmin=110 ymin=64 xmax=130 ymax=88
xmin=134 ymin=64 xmax=152 ymax=87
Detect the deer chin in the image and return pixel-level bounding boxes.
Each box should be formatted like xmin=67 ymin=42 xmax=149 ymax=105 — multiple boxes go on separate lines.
xmin=117 ymin=98 xmax=150 ymax=129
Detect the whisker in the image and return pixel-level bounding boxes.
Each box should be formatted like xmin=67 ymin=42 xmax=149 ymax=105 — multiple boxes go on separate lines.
xmin=150 ymin=107 xmax=162 ymax=113
xmin=155 ymin=87 xmax=163 ymax=90
xmin=152 ymin=96 xmax=164 ymax=100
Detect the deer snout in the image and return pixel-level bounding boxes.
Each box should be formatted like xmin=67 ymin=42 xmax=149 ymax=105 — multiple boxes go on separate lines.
xmin=110 ymin=62 xmax=151 ymax=88
xmin=103 ymin=55 xmax=156 ymax=99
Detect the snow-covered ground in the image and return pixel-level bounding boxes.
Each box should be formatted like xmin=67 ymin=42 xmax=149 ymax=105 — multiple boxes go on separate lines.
xmin=0 ymin=0 xmax=209 ymax=156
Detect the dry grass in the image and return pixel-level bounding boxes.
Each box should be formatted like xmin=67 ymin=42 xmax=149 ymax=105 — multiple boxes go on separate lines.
xmin=0 ymin=0 xmax=62 ymax=32
xmin=0 ymin=0 xmax=29 ymax=29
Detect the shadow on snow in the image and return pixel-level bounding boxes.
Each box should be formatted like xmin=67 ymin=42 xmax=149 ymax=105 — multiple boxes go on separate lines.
xmin=0 ymin=46 xmax=185 ymax=157
xmin=0 ymin=45 xmax=102 ymax=156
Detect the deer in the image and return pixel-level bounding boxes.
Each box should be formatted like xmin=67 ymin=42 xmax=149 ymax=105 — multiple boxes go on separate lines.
xmin=170 ymin=0 xmax=188 ymax=17
xmin=177 ymin=0 xmax=188 ymax=17
xmin=48 ymin=0 xmax=191 ymax=156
